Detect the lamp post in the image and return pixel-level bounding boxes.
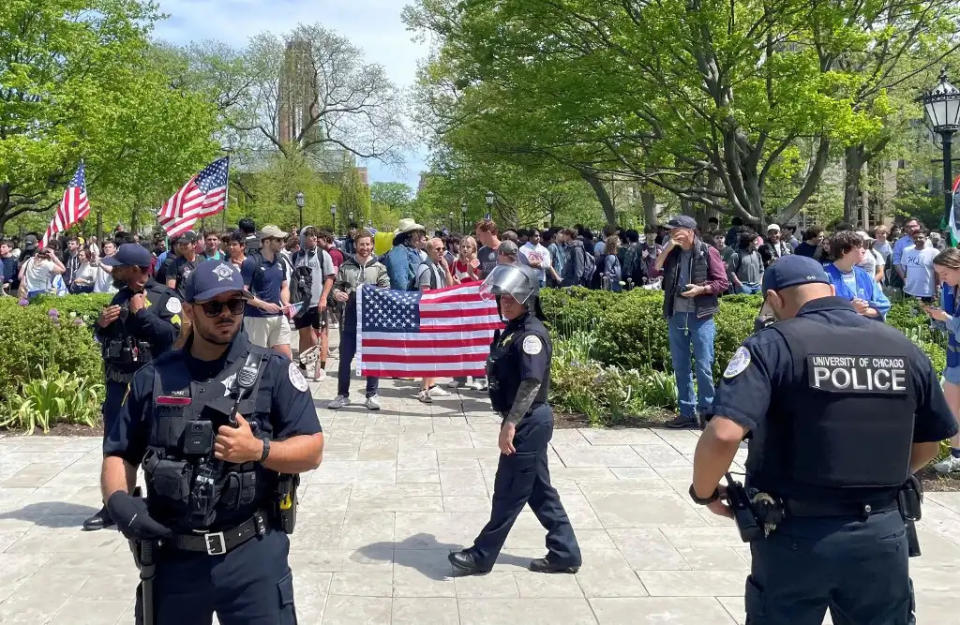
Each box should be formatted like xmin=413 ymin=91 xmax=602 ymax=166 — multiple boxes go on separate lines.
xmin=461 ymin=200 xmax=468 ymax=233
xmin=349 ymin=210 xmax=354 ymax=225
xmin=485 ymin=191 xmax=495 ymax=221
xmin=448 ymin=211 xmax=454 ymax=232
xmin=295 ymin=191 xmax=305 ymax=231
xmin=919 ymin=69 xmax=960 ymax=231
xmin=330 ymin=203 xmax=337 ymax=233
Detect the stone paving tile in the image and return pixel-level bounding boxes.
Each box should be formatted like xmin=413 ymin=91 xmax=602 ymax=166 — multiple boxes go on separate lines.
xmin=1 ymin=374 xmax=959 ymax=623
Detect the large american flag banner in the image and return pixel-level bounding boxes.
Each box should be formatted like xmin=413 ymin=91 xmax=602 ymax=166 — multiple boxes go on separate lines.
xmin=157 ymin=157 xmax=229 ymax=237
xmin=41 ymin=163 xmax=90 ymax=250
xmin=357 ymin=283 xmax=504 ymax=377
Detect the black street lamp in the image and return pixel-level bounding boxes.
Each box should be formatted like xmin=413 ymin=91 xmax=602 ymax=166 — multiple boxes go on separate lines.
xmin=485 ymin=191 xmax=495 ymax=220
xmin=461 ymin=200 xmax=468 ymax=233
xmin=330 ymin=203 xmax=337 ymax=233
xmin=448 ymin=211 xmax=454 ymax=232
xmin=349 ymin=210 xmax=354 ymax=225
xmin=919 ymin=69 xmax=960 ymax=230
xmin=295 ymin=191 xmax=305 ymax=231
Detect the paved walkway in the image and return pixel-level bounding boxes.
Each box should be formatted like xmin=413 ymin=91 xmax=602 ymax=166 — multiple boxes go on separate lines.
xmin=1 ymin=373 xmax=960 ymax=624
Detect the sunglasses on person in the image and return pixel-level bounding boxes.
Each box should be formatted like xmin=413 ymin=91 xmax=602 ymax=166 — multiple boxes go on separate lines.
xmin=198 ymin=298 xmax=246 ymax=317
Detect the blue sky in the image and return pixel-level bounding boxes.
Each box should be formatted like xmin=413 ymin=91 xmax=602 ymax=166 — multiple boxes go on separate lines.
xmin=152 ymin=0 xmax=429 ymax=189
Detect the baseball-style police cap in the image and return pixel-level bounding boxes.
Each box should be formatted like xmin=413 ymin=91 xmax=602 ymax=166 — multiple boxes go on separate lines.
xmin=174 ymin=231 xmax=198 ymax=245
xmin=101 ymin=243 xmax=153 ymax=268
xmin=183 ymin=259 xmax=253 ymax=303
xmin=761 ymin=255 xmax=831 ymax=294
xmin=664 ymin=215 xmax=698 ymax=230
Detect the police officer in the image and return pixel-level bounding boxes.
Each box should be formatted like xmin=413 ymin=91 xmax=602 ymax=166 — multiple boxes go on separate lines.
xmin=690 ymin=255 xmax=957 ymax=625
xmin=84 ymin=243 xmax=182 ymax=531
xmin=99 ymin=259 xmax=323 ymax=624
xmin=449 ymin=264 xmax=582 ymax=575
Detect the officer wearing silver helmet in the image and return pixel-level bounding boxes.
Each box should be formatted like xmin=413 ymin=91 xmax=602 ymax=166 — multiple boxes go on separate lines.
xmin=448 ymin=264 xmax=582 ymax=575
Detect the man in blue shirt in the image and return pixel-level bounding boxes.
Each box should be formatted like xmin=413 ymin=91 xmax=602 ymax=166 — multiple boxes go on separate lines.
xmin=241 ymin=225 xmax=292 ymax=359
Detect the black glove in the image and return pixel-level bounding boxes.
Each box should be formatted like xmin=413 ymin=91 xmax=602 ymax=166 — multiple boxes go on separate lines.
xmin=106 ymin=491 xmax=172 ymax=541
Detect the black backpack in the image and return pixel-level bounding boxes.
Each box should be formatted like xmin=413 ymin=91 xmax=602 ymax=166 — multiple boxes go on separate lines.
xmin=580 ymin=250 xmax=597 ymax=288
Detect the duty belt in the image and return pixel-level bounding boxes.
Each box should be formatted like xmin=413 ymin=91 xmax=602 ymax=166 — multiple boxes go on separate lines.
xmin=168 ymin=510 xmax=269 ymax=556
xmin=784 ymin=497 xmax=898 ymax=518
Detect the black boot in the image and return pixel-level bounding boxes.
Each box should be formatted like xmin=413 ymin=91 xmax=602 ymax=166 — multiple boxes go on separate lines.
xmin=448 ymin=550 xmax=491 ymax=575
xmin=82 ymin=505 xmax=115 ymax=531
xmin=529 ymin=557 xmax=580 ymax=574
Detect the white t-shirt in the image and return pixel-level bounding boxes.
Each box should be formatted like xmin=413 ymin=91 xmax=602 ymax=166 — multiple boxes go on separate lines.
xmin=294 ymin=247 xmax=335 ymax=307
xmin=856 ymin=249 xmax=884 ymax=280
xmin=72 ymin=262 xmax=97 ymax=286
xmin=93 ymin=263 xmax=118 ymax=293
xmin=22 ymin=257 xmax=56 ymax=293
xmin=519 ymin=242 xmax=552 ymax=284
xmin=901 ymin=245 xmax=939 ymax=297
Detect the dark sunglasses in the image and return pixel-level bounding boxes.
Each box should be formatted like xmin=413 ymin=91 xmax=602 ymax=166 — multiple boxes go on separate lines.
xmin=199 ymin=299 xmax=246 ymax=317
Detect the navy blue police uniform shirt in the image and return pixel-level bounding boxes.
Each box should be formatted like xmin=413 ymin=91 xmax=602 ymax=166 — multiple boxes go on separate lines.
xmin=711 ymin=296 xmax=957 ymax=443
xmin=163 ymin=256 xmax=198 ymax=294
xmin=103 ymin=333 xmax=322 ymax=467
xmin=95 ymin=279 xmax=181 ymax=355
xmin=241 ymin=255 xmax=285 ymax=318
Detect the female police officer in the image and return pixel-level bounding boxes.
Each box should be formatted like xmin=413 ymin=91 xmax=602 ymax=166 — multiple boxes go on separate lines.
xmin=448 ymin=264 xmax=582 ymax=575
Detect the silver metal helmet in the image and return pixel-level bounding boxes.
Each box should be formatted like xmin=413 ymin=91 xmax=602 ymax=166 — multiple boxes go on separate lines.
xmin=479 ymin=264 xmax=540 ymax=304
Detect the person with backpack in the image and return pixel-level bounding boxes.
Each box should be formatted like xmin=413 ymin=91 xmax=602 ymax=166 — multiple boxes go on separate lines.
xmin=383 ymin=218 xmax=427 ymax=291
xmin=638 ymin=225 xmax=664 ymax=287
xmin=559 ymin=228 xmax=588 ymax=287
xmin=292 ymin=226 xmax=336 ymax=379
xmin=726 ymin=230 xmax=765 ymax=294
xmin=655 ymin=215 xmax=729 ymax=428
xmin=601 ymin=235 xmax=623 ymax=291
xmin=241 ymin=225 xmax=292 ymax=359
xmin=239 ymin=217 xmax=260 ymax=256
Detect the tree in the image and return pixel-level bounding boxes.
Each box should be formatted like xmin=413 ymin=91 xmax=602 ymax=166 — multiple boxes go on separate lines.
xmin=370 ymin=182 xmax=413 ymax=212
xmin=230 ymin=24 xmax=408 ymax=165
xmin=0 ymin=1 xmax=222 ymax=234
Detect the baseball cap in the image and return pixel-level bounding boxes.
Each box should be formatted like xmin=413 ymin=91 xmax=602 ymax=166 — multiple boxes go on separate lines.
xmin=23 ymin=234 xmax=38 ymax=252
xmin=174 ymin=231 xmax=198 ymax=245
xmin=101 ymin=243 xmax=153 ymax=268
xmin=258 ymin=225 xmax=287 ymax=240
xmin=761 ymin=255 xmax=831 ymax=294
xmin=664 ymin=215 xmax=697 ymax=230
xmin=766 ymin=223 xmax=781 ymax=233
xmin=182 ymin=259 xmax=253 ymax=303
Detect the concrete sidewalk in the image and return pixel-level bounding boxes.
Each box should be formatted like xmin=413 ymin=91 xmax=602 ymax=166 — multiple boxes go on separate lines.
xmin=1 ymin=373 xmax=959 ymax=624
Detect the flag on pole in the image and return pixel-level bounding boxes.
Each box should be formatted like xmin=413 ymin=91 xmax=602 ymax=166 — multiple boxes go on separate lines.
xmin=948 ymin=174 xmax=960 ymax=247
xmin=157 ymin=157 xmax=229 ymax=237
xmin=356 ymin=282 xmax=504 ymax=378
xmin=41 ymin=163 xmax=91 ymax=250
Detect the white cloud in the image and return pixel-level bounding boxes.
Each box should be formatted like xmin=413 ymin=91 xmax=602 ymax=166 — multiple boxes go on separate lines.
xmin=153 ymin=0 xmax=430 ymax=186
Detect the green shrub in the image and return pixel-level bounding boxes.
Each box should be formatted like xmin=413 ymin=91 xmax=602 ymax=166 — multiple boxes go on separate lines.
xmin=0 ymin=365 xmax=103 ymax=434
xmin=31 ymin=293 xmax=113 ymax=328
xmin=0 ymin=302 xmax=103 ymax=413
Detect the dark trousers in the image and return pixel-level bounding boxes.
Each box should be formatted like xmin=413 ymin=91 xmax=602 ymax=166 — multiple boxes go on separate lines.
xmin=103 ymin=380 xmax=129 ymax=435
xmin=337 ymin=320 xmax=378 ymax=398
xmin=136 ymin=530 xmax=296 ymax=625
xmin=471 ymin=404 xmax=581 ymax=568
xmin=746 ymin=509 xmax=914 ymax=625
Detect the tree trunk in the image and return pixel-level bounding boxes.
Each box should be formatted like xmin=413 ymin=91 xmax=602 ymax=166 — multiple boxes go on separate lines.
xmin=641 ymin=187 xmax=657 ymax=226
xmin=843 ymin=145 xmax=865 ymax=225
xmin=580 ymin=170 xmax=617 ymax=227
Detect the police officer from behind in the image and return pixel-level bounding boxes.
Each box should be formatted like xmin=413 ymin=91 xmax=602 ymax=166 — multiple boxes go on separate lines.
xmin=99 ymin=259 xmax=323 ymax=624
xmin=83 ymin=243 xmax=182 ymax=531
xmin=449 ymin=264 xmax=582 ymax=575
xmin=690 ymin=255 xmax=957 ymax=625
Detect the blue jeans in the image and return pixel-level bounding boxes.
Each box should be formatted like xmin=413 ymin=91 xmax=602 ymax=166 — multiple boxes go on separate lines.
xmin=668 ymin=312 xmax=716 ymax=418
xmin=738 ymin=282 xmax=761 ymax=295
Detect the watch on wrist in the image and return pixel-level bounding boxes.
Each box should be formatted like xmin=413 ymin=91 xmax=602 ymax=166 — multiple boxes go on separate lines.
xmin=689 ymin=484 xmax=720 ymax=505
xmin=259 ymin=436 xmax=270 ymax=463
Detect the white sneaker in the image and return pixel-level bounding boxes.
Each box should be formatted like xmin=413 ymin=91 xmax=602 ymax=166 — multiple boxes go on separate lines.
xmin=417 ymin=389 xmax=432 ymax=404
xmin=447 ymin=379 xmax=465 ymax=389
xmin=428 ymin=385 xmax=451 ymax=398
xmin=470 ymin=379 xmax=488 ymax=391
xmin=364 ymin=395 xmax=381 ymax=411
xmin=314 ymin=367 xmax=326 ymax=381
xmin=933 ymin=454 xmax=960 ymax=474
xmin=328 ymin=395 xmax=350 ymax=410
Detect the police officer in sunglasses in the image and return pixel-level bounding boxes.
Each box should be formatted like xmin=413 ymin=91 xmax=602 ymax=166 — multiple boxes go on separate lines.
xmin=100 ymin=259 xmax=324 ymax=624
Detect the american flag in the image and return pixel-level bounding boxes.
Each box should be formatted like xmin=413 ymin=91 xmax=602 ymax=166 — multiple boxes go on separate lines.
xmin=41 ymin=163 xmax=90 ymax=250
xmin=157 ymin=157 xmax=229 ymax=237
xmin=357 ymin=283 xmax=504 ymax=377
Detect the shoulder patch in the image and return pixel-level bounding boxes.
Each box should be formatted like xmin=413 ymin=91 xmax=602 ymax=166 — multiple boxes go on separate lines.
xmin=522 ymin=335 xmax=543 ymax=356
xmin=166 ymin=297 xmax=182 ymax=314
xmin=288 ymin=362 xmax=309 ymax=392
xmin=723 ymin=346 xmax=751 ymax=379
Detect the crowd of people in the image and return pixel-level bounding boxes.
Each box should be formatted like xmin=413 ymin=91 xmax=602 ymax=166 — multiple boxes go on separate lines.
xmin=4 ymin=212 xmax=960 ymax=473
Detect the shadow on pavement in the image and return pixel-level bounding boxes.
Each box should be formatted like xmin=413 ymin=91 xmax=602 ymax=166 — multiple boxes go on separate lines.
xmin=0 ymin=501 xmax=98 ymax=528
xmin=355 ymin=533 xmax=533 ymax=579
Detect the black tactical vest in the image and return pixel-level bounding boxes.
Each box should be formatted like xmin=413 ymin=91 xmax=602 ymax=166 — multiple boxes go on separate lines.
xmin=141 ymin=345 xmax=275 ymax=531
xmin=486 ymin=313 xmax=551 ymax=414
xmin=747 ymin=316 xmax=916 ymax=499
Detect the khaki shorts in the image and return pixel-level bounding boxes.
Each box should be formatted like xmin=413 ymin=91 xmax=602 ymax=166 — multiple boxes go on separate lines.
xmin=244 ymin=315 xmax=291 ymax=348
